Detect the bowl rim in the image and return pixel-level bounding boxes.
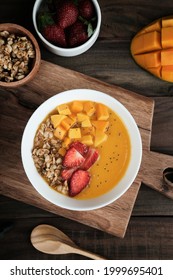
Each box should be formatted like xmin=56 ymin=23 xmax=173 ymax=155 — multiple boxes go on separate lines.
xmin=0 ymin=23 xmax=41 ymax=87
xmin=32 ymin=0 xmax=101 ymax=54
xmin=21 ymin=89 xmax=142 ymax=211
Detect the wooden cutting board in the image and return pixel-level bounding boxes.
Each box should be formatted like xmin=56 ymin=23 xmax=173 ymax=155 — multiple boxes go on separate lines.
xmin=0 ymin=60 xmax=173 ymax=238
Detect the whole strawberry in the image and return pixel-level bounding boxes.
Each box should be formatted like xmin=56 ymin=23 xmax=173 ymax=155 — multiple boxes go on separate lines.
xmin=42 ymin=24 xmax=67 ymax=47
xmin=78 ymin=0 xmax=95 ymax=20
xmin=56 ymin=0 xmax=79 ymax=29
xmin=68 ymin=20 xmax=88 ymax=47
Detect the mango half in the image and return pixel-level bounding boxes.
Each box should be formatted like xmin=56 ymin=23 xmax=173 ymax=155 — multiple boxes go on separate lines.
xmin=131 ymin=16 xmax=173 ymax=82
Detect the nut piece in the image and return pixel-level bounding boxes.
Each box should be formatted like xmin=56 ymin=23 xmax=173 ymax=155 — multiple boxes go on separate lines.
xmin=0 ymin=30 xmax=35 ymax=82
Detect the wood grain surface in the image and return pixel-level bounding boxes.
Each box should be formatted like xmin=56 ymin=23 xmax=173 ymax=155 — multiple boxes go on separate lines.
xmin=0 ymin=0 xmax=173 ymax=260
xmin=0 ymin=60 xmax=154 ymax=238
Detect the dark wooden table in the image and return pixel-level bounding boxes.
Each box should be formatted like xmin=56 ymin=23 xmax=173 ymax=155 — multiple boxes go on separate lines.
xmin=0 ymin=0 xmax=173 ymax=260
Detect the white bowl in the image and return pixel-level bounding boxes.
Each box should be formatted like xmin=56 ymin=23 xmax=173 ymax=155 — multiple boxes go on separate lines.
xmin=21 ymin=89 xmax=142 ymax=211
xmin=32 ymin=0 xmax=101 ymax=57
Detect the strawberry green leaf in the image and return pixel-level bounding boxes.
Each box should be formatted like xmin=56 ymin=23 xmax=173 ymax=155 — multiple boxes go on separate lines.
xmin=37 ymin=12 xmax=55 ymax=31
xmin=87 ymin=23 xmax=94 ymax=37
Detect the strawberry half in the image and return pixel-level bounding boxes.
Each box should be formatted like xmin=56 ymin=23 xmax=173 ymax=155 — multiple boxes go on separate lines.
xmin=56 ymin=0 xmax=79 ymax=29
xmin=69 ymin=169 xmax=90 ymax=196
xmin=81 ymin=147 xmax=99 ymax=170
xmin=69 ymin=141 xmax=89 ymax=156
xmin=42 ymin=24 xmax=67 ymax=47
xmin=62 ymin=147 xmax=85 ymax=168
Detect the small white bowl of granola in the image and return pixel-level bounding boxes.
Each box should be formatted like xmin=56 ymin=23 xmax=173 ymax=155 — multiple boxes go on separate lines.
xmin=0 ymin=23 xmax=41 ymax=88
xmin=32 ymin=0 xmax=101 ymax=57
xmin=21 ymin=89 xmax=142 ymax=211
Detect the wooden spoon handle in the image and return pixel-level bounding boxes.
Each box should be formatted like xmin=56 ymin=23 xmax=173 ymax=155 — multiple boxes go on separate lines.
xmin=141 ymin=150 xmax=173 ymax=199
xmin=72 ymin=247 xmax=107 ymax=260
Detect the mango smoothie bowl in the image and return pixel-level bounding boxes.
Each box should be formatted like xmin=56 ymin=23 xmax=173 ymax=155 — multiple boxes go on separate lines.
xmin=21 ymin=89 xmax=142 ymax=210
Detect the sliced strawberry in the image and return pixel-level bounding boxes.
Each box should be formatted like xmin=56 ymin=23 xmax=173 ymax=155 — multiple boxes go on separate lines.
xmin=69 ymin=169 xmax=90 ymax=196
xmin=61 ymin=167 xmax=77 ymax=180
xmin=62 ymin=147 xmax=85 ymax=168
xmin=69 ymin=141 xmax=89 ymax=156
xmin=81 ymin=147 xmax=99 ymax=170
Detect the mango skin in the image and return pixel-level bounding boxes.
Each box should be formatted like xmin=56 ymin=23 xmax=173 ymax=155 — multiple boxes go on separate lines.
xmin=131 ymin=16 xmax=173 ymax=83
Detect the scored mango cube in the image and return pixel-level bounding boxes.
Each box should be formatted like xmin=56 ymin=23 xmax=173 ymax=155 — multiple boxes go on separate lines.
xmin=68 ymin=128 xmax=81 ymax=139
xmin=56 ymin=104 xmax=71 ymax=115
xmin=162 ymin=16 xmax=173 ymax=28
xmin=71 ymin=101 xmax=83 ymax=113
xmin=50 ymin=114 xmax=66 ymax=128
xmin=161 ymin=49 xmax=173 ymax=66
xmin=83 ymin=101 xmax=96 ymax=116
xmin=161 ymin=27 xmax=173 ymax=48
xmin=96 ymin=103 xmax=109 ymax=121
xmin=54 ymin=125 xmax=67 ymax=140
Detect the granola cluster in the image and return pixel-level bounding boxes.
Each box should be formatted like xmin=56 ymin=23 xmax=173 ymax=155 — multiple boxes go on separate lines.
xmin=32 ymin=117 xmax=69 ymax=195
xmin=0 ymin=30 xmax=35 ymax=82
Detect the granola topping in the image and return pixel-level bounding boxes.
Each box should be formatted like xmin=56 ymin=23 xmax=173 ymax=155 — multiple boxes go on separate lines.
xmin=0 ymin=30 xmax=35 ymax=82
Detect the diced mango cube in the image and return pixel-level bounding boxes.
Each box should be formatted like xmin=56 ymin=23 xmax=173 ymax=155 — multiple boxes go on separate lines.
xmin=61 ymin=116 xmax=75 ymax=130
xmin=81 ymin=126 xmax=95 ymax=135
xmin=50 ymin=114 xmax=66 ymax=128
xmin=69 ymin=114 xmax=77 ymax=122
xmin=77 ymin=113 xmax=89 ymax=122
xmin=83 ymin=101 xmax=96 ymax=116
xmin=68 ymin=128 xmax=81 ymax=139
xmin=58 ymin=147 xmax=66 ymax=156
xmin=81 ymin=135 xmax=93 ymax=146
xmin=56 ymin=104 xmax=71 ymax=115
xmin=62 ymin=137 xmax=71 ymax=148
xmin=71 ymin=101 xmax=83 ymax=113
xmin=54 ymin=125 xmax=67 ymax=140
xmin=81 ymin=118 xmax=92 ymax=127
xmin=94 ymin=131 xmax=108 ymax=147
xmin=92 ymin=121 xmax=109 ymax=132
xmin=96 ymin=103 xmax=109 ymax=121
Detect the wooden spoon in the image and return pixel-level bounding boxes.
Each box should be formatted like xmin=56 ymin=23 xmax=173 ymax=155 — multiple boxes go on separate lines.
xmin=31 ymin=224 xmax=106 ymax=260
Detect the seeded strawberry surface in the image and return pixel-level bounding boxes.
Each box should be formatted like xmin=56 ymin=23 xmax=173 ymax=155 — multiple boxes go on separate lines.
xmin=42 ymin=24 xmax=67 ymax=47
xmin=79 ymin=0 xmax=95 ymax=20
xmin=56 ymin=0 xmax=79 ymax=29
xmin=67 ymin=20 xmax=88 ymax=47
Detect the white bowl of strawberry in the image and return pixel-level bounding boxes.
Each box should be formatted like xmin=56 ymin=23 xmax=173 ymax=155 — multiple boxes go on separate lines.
xmin=21 ymin=89 xmax=142 ymax=211
xmin=32 ymin=0 xmax=101 ymax=56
